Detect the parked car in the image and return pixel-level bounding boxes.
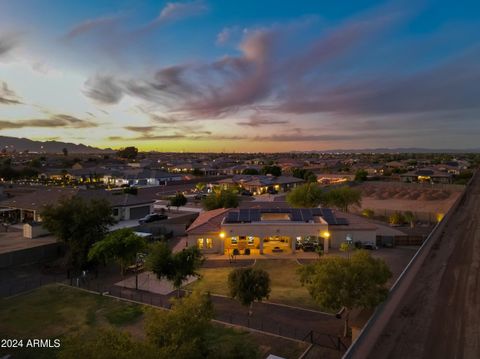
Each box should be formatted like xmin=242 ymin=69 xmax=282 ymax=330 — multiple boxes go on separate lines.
xmin=361 ymin=241 xmax=378 ymax=250
xmin=138 ymin=213 xmax=168 ymax=224
xmin=302 ymin=243 xmax=316 ymax=252
xmin=240 ymin=190 xmax=253 ymax=196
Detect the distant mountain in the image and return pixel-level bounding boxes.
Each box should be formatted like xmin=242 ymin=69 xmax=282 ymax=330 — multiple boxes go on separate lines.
xmin=0 ymin=136 xmax=114 ymax=154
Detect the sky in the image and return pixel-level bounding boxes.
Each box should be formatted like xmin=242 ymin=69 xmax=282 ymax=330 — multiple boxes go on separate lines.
xmin=0 ymin=0 xmax=479 ymax=152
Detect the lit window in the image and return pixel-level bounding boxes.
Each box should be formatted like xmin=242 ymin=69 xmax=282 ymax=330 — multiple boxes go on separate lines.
xmin=231 ymin=237 xmax=238 ymax=245
xmin=248 ymin=236 xmax=254 ymax=245
xmin=206 ymin=238 xmax=213 ymax=249
xmin=197 ymin=238 xmax=204 ymax=249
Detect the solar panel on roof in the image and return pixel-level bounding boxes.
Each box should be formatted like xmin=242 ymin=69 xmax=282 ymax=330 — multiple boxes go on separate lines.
xmin=336 ymin=218 xmax=349 ymax=225
xmin=250 ymin=209 xmax=261 ymax=221
xmin=300 ymin=209 xmax=312 ymax=222
xmin=239 ymin=209 xmax=250 ymax=222
xmin=225 ymin=212 xmax=239 ymax=223
xmin=311 ymin=208 xmax=323 ymax=216
xmin=291 ymin=208 xmax=302 ymax=221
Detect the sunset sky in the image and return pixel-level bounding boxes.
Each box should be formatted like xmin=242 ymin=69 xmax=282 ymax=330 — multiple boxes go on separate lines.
xmin=0 ymin=0 xmax=479 ymax=152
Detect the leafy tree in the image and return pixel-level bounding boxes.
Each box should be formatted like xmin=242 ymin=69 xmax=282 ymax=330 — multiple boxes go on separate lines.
xmin=195 ymin=182 xmax=206 ymax=192
xmin=146 ymin=242 xmax=204 ymax=296
xmin=361 ymin=208 xmax=375 ymax=218
xmin=354 ymin=169 xmax=368 ymax=182
xmin=41 ymin=196 xmax=115 ymax=272
xmin=117 ymin=146 xmax=138 ymax=159
xmin=292 ymin=168 xmax=317 ymax=183
xmin=286 ymin=183 xmax=324 ymax=208
xmin=202 ymin=189 xmax=239 ymax=210
xmin=261 ymin=165 xmax=282 ymax=177
xmin=62 ymin=147 xmax=68 ymax=156
xmin=88 ymin=228 xmax=147 ymax=275
xmin=323 ymin=186 xmax=362 ymax=212
xmin=170 ymin=192 xmax=187 ymax=210
xmin=403 ymin=211 xmax=416 ymax=228
xmin=389 ymin=212 xmax=405 ymax=225
xmin=228 ymin=268 xmax=271 ymax=316
xmin=242 ymin=168 xmax=259 ymax=175
xmin=298 ymin=250 xmax=392 ymax=337
xmin=144 ymin=291 xmax=260 ymax=359
xmin=145 ymin=291 xmax=214 ymax=358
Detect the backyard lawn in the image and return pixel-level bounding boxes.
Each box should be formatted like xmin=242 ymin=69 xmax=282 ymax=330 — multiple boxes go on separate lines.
xmin=185 ymin=259 xmax=322 ymax=310
xmin=0 ymin=284 xmax=307 ymax=359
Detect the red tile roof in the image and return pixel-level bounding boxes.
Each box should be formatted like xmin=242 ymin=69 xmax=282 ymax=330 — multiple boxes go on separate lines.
xmin=186 ymin=208 xmax=230 ymax=235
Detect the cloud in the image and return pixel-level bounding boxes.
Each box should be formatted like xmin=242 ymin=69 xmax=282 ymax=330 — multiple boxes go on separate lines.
xmin=0 ymin=34 xmax=18 ymax=57
xmin=216 ymin=26 xmax=239 ymax=46
xmin=0 ymin=114 xmax=97 ymax=130
xmin=237 ymin=112 xmax=289 ymax=127
xmin=0 ymin=82 xmax=22 ymax=105
xmin=64 ymin=15 xmax=121 ymax=40
xmin=84 ymin=75 xmax=123 ymax=104
xmin=125 ymin=126 xmax=156 ymax=133
xmin=107 ymin=134 xmax=186 ymax=141
xmin=153 ymin=1 xmax=208 ymax=26
xmin=276 ymin=48 xmax=480 ymax=116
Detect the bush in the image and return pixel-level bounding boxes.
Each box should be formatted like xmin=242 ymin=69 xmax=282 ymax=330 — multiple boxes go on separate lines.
xmin=389 ymin=212 xmax=405 ymax=225
xmin=361 ymin=208 xmax=375 ymax=218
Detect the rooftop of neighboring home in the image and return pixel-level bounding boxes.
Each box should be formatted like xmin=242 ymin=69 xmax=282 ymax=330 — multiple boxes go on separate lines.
xmin=217 ymin=175 xmax=304 ymax=186
xmin=401 ymin=168 xmax=453 ymax=178
xmin=0 ymin=187 xmax=155 ymax=212
xmin=0 ymin=188 xmax=78 ymax=211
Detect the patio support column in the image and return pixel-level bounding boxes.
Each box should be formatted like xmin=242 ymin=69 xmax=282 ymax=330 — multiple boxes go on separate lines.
xmin=324 ymin=236 xmax=329 ymax=254
xmin=259 ymin=238 xmax=264 ymax=254
xmin=291 ymin=236 xmax=296 ymax=253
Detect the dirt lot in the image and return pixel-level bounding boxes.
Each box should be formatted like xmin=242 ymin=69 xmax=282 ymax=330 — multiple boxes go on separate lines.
xmin=355 ymin=182 xmax=462 ymax=216
xmin=369 ymin=172 xmax=480 ymax=359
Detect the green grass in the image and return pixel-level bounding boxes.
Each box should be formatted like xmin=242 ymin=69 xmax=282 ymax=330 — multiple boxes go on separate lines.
xmin=105 ymin=304 xmax=144 ymax=326
xmin=186 ymin=259 xmax=322 ymax=310
xmin=0 ymin=285 xmax=143 ymax=339
xmin=0 ymin=283 xmax=308 ymax=359
xmin=0 ymin=284 xmax=144 ymax=359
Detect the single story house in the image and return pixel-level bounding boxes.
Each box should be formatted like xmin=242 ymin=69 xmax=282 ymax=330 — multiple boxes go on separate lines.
xmin=0 ymin=187 xmax=155 ymax=223
xmin=400 ymin=169 xmax=453 ymax=184
xmin=217 ymin=175 xmax=304 ymax=194
xmin=186 ymin=207 xmax=377 ymax=255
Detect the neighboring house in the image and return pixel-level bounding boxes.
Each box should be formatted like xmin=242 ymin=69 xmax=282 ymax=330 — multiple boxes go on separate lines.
xmin=400 ymin=169 xmax=453 ymax=184
xmin=102 ymin=169 xmax=183 ymax=187
xmin=0 ymin=188 xmax=78 ymax=222
xmin=77 ymin=190 xmax=155 ymax=221
xmin=0 ymin=187 xmax=155 ymax=223
xmin=221 ymin=165 xmax=262 ymax=175
xmin=217 ymin=175 xmax=304 ymax=194
xmin=186 ymin=207 xmax=378 ymax=255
